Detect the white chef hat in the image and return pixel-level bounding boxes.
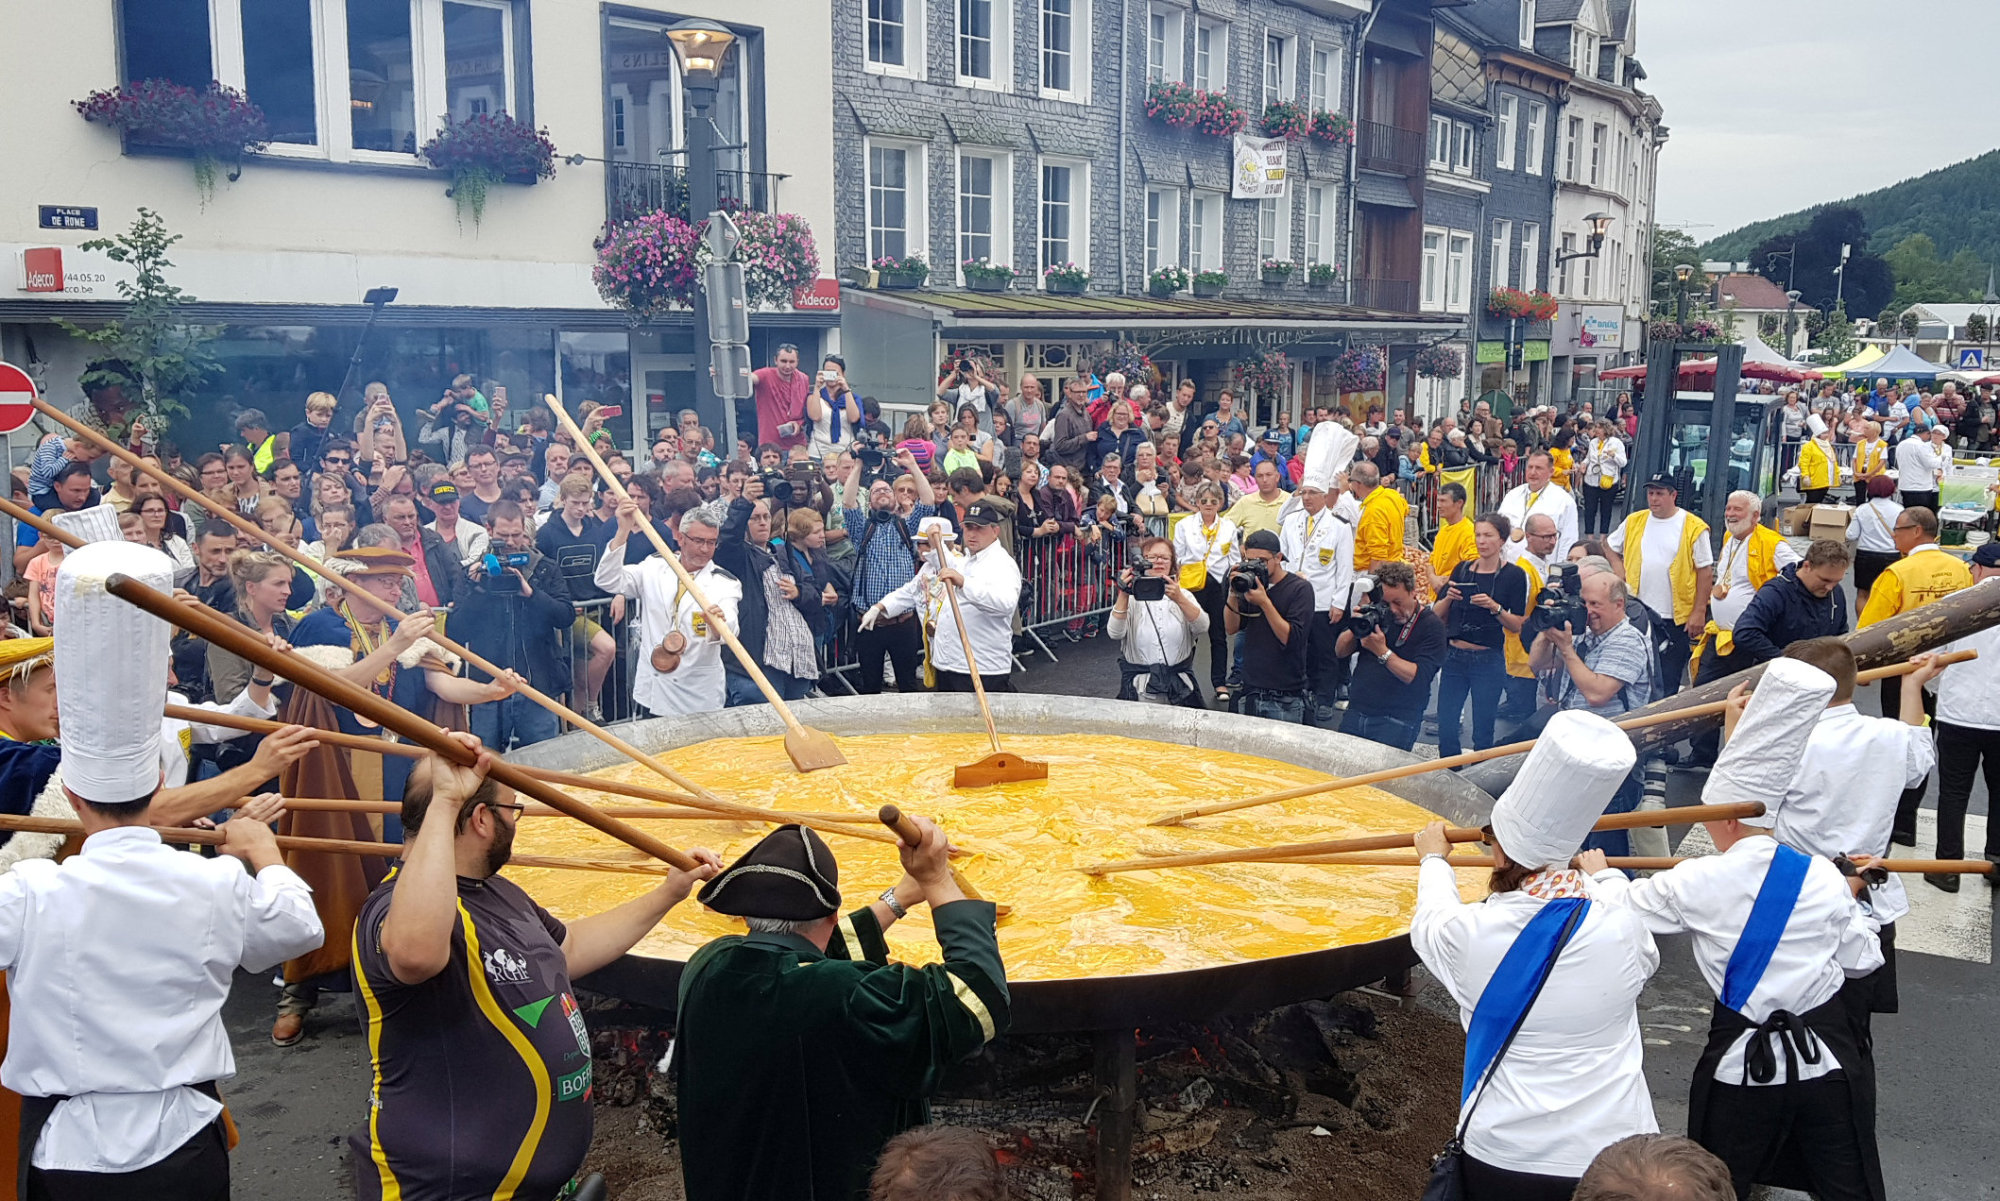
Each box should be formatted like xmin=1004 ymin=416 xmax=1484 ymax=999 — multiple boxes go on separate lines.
xmin=915 ymin=516 xmax=957 ymax=545
xmin=1704 ymin=657 xmax=1835 ymax=827
xmin=1301 ymin=422 xmax=1358 ymax=492
xmin=1489 ymin=709 xmax=1637 ymax=870
xmin=49 ymin=503 xmax=122 ymax=546
xmin=1807 ymin=414 xmax=1829 ymax=438
xmin=54 ymin=542 xmax=176 ymax=804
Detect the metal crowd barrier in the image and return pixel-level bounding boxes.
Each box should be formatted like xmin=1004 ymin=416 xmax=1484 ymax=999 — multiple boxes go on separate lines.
xmin=1397 ymin=460 xmax=1529 ymax=547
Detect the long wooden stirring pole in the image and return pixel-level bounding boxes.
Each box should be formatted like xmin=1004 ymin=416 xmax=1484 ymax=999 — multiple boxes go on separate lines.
xmin=1147 ymin=650 xmax=1979 ymax=827
xmin=21 ymin=400 xmax=751 ymax=806
xmin=1281 ymin=851 xmax=1995 ymax=875
xmin=1080 ymin=800 xmax=1769 ymax=876
xmin=101 ymin=569 xmax=697 ymax=870
xmin=543 ymin=393 xmax=846 ymax=773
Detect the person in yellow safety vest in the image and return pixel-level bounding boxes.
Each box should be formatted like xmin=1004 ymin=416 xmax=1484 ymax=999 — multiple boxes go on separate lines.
xmin=1606 ymin=472 xmax=1714 ymax=693
xmin=1849 ymin=420 xmax=1888 ymax=507
xmin=235 ymin=408 xmax=279 ymax=474
xmin=1348 ymin=461 xmax=1408 ymax=573
xmin=1796 ymin=418 xmax=1842 ymax=503
xmin=1858 ymin=504 xmax=1973 ymax=847
xmin=1499 ymin=514 xmax=1559 ymax=719
xmin=1425 ymin=482 xmax=1478 ymax=596
xmin=1692 ymin=490 xmax=1799 ymax=684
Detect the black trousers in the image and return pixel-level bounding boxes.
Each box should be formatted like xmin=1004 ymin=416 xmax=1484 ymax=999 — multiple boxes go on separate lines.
xmin=1802 ymin=487 xmax=1829 ymax=504
xmin=1657 ymin=618 xmax=1692 ymax=695
xmin=26 ymin=1119 xmax=229 ymax=1201
xmin=853 ymin=618 xmax=925 ymax=694
xmin=936 ymin=669 xmax=1014 ymax=693
xmin=1192 ymin=579 xmax=1230 ymax=690
xmin=1901 ymin=489 xmax=1940 ymax=514
xmin=1701 ymin=1075 xmax=1874 ymax=1201
xmin=1582 ymin=483 xmax=1619 ymax=534
xmin=1882 ymin=682 xmax=1938 ymax=842
xmin=1935 ymin=720 xmax=2000 ymax=861
xmin=1303 ymin=609 xmax=1346 ymax=721
xmin=1461 ymin=1154 xmax=1579 ymax=1201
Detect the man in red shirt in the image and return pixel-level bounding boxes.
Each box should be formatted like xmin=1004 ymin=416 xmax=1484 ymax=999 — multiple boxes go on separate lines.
xmin=752 ymin=343 xmax=811 ymax=454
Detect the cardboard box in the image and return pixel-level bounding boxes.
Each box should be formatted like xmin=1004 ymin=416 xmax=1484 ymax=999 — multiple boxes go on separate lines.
xmin=1808 ymin=503 xmax=1854 ymax=544
xmin=1780 ymin=503 xmax=1815 ymax=537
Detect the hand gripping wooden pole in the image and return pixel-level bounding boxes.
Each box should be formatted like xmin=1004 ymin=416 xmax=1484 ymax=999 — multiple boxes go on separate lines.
xmin=543 ymin=393 xmax=846 ymax=773
xmin=1147 ymin=650 xmax=1980 ymax=827
xmin=101 ymin=570 xmax=697 ymax=871
xmin=24 ymin=399 xmax=745 ymax=807
xmin=923 ymin=529 xmax=1046 ymax=788
xmin=1080 ymin=801 xmax=1769 ymax=876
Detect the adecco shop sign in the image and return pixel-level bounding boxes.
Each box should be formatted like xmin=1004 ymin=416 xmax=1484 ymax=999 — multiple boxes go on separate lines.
xmin=792 ymin=277 xmax=840 ymax=312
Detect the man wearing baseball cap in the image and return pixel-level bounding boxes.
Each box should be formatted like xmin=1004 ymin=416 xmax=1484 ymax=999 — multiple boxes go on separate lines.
xmin=1606 ymin=472 xmax=1714 ymax=693
xmin=422 ymin=479 xmax=488 ymax=566
xmin=867 ymin=501 xmax=1021 ymax=693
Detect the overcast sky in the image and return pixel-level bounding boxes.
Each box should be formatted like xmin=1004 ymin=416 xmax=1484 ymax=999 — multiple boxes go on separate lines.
xmin=1643 ymin=0 xmax=2000 ymax=240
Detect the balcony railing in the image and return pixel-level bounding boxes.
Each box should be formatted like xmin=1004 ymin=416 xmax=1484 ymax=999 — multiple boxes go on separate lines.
xmin=1350 ymin=277 xmax=1419 ymax=312
xmin=606 ymin=161 xmax=786 ymax=225
xmin=1356 ymin=120 xmax=1425 ymax=175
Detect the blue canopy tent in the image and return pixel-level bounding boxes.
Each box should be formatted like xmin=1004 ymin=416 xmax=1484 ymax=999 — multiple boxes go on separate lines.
xmin=1856 ymin=345 xmax=1946 ymax=382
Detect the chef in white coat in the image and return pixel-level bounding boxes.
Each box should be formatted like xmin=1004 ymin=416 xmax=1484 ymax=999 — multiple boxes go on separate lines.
xmin=1410 ymin=709 xmax=1659 ymax=1200
xmin=1280 ymin=423 xmax=1357 ymax=725
xmin=1498 ymin=451 xmax=1581 ymax=562
xmin=596 ymin=498 xmax=742 ymax=718
xmin=869 ymin=502 xmax=1021 ymax=693
xmin=1767 ymin=638 xmax=1941 ymax=1020
xmin=0 ymin=540 xmax=324 ymax=1201
xmin=1582 ymin=657 xmax=1886 ymax=1201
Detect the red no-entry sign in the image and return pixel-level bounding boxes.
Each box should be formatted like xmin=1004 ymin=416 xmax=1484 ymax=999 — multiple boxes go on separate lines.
xmin=0 ymin=362 xmax=39 ymax=436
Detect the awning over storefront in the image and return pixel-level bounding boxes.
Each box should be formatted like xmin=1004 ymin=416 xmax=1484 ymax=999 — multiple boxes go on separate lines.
xmin=1352 ymin=174 xmax=1420 ymax=209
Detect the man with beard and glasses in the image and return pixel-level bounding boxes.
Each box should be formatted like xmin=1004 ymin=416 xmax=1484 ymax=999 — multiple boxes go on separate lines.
xmin=349 ymin=736 xmax=721 ymax=1201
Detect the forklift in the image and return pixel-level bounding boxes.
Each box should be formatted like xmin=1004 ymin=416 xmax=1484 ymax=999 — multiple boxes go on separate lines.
xmin=1627 ymin=339 xmax=1784 ymax=546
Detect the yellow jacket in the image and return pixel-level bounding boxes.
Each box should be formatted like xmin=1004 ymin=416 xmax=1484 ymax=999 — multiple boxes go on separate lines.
xmin=1354 ymin=487 xmax=1408 ymax=570
xmin=1505 ymin=555 xmax=1544 ymax=679
xmin=1798 ymin=438 xmax=1841 ymax=490
xmin=1619 ymin=509 xmax=1711 ymax=625
xmin=1857 ymin=546 xmax=1972 ymax=629
xmin=1429 ymin=518 xmax=1478 ymax=581
xmin=1550 ymin=446 xmax=1574 ymax=490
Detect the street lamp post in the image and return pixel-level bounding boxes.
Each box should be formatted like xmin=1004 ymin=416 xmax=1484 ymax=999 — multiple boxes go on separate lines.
xmin=1673 ymin=262 xmax=1693 ymax=327
xmin=664 ymin=19 xmax=740 ymax=447
xmin=1833 ymin=241 xmax=1851 ymax=311
xmin=1785 ymin=288 xmax=1801 ymax=359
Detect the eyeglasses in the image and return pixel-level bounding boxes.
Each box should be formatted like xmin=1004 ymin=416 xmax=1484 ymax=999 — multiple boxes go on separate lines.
xmin=482 ymin=801 xmax=526 ymax=818
xmin=323 ymin=456 xmax=352 ymax=466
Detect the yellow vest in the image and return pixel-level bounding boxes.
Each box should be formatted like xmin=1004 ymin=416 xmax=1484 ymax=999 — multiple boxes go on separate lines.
xmin=1857 ymin=547 xmax=1973 ymax=629
xmin=1620 ymin=508 xmax=1711 ymax=625
xmin=1355 ymin=487 xmax=1407 ymax=570
xmin=1701 ymin=524 xmax=1785 ymax=658
xmin=1854 ymin=439 xmax=1886 ymax=477
xmin=1799 ymin=438 xmax=1841 ymax=490
xmin=1505 ymin=556 xmax=1545 ymax=679
xmin=1430 ymin=518 xmax=1478 ymax=579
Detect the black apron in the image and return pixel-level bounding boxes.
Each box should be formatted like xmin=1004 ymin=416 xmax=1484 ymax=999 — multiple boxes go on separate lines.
xmin=18 ymin=1081 xmax=227 ymax=1201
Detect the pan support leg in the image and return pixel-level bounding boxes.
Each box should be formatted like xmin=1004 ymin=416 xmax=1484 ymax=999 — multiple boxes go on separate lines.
xmin=1091 ymin=1027 xmax=1136 ymax=1201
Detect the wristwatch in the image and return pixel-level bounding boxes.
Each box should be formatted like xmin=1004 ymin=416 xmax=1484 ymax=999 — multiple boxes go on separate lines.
xmin=1375 ymin=650 xmax=1391 ymax=665
xmin=878 ymin=887 xmax=909 ymax=920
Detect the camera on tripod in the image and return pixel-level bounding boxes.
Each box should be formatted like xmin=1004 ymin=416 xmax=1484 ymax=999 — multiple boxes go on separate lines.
xmin=1523 ymin=562 xmax=1588 ymax=642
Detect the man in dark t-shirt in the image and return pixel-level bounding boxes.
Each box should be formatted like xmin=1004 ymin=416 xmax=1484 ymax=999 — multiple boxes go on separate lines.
xmin=349 ymin=737 xmax=718 ymax=1201
xmin=1224 ymin=529 xmax=1319 ymax=723
xmin=1337 ymin=560 xmax=1448 ymax=751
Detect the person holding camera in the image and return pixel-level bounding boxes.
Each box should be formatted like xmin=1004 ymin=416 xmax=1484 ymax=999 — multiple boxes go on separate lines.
xmin=1528 ymin=570 xmax=1652 ymax=721
xmin=1335 ymin=561 xmax=1448 ymax=750
xmin=807 ymin=354 xmax=862 ymax=461
xmin=1432 ymin=513 xmax=1531 ymax=759
xmin=1108 ymin=536 xmax=1209 ymax=707
xmin=417 ymin=374 xmax=489 ymax=467
xmin=938 ymin=358 xmax=996 ymax=434
xmin=445 ymin=501 xmax=573 ymax=751
xmin=1221 ymin=530 xmax=1318 ymax=723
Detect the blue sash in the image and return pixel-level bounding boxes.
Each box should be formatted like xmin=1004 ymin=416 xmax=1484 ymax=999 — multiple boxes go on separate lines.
xmin=1720 ymin=843 xmax=1810 ymax=1013
xmin=1462 ymin=896 xmax=1589 ymax=1105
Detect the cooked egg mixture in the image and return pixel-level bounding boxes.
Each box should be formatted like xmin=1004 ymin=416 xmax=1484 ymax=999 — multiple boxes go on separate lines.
xmin=505 ymin=733 xmax=1485 ymax=980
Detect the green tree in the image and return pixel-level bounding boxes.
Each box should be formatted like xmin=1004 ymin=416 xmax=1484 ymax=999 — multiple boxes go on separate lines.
xmin=1651 ymin=226 xmax=1709 ymax=314
xmin=1883 ymin=232 xmax=1983 ymax=310
xmin=1812 ymin=304 xmax=1859 ymax=364
xmin=52 ymin=208 xmax=218 ymax=436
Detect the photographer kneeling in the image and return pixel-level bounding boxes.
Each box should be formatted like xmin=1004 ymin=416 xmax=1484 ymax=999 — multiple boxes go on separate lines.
xmin=1108 ymin=536 xmax=1210 ymax=708
xmin=1335 ymin=561 xmax=1448 ymax=750
xmin=1222 ymin=531 xmax=1318 ymax=722
xmin=1525 ymin=569 xmax=1652 ymax=853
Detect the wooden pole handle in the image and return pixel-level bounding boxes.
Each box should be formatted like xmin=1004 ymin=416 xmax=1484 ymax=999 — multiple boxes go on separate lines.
xmin=543 ymin=393 xmax=806 ymax=732
xmin=929 ymin=529 xmax=1002 ymax=754
xmin=878 ymin=804 xmax=924 ymax=846
xmin=1290 ymin=851 xmax=1995 ymax=875
xmin=103 ymin=571 xmax=698 ymax=870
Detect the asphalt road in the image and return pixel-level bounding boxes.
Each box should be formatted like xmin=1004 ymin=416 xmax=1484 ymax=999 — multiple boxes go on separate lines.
xmin=218 ymin=617 xmax=1996 ymax=1200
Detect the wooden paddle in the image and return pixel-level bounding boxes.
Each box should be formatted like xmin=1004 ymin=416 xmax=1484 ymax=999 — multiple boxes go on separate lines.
xmin=544 ymin=394 xmax=845 ymax=773
xmin=282 ymin=797 xmax=873 ymax=823
xmin=919 ymin=529 xmax=1046 ymax=788
xmin=1283 ymin=851 xmax=1995 ymax=876
xmin=22 ymin=402 xmax=739 ymax=804
xmin=878 ymin=804 xmax=1008 ymax=917
xmin=102 ymin=569 xmax=700 ymax=870
xmin=1079 ymin=800 xmax=1768 ymax=876
xmin=1147 ymin=650 xmax=1980 ymax=827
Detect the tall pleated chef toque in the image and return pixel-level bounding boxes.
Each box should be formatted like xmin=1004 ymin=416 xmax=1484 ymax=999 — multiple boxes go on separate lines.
xmin=54 ymin=541 xmax=176 ymax=803
xmin=1488 ymin=709 xmax=1637 ymax=870
xmin=1704 ymin=657 xmax=1835 ymax=828
xmin=1300 ymin=421 xmax=1358 ymax=492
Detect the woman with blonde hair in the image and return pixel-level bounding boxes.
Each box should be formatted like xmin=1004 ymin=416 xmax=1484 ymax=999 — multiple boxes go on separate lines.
xmin=208 ymin=549 xmax=298 ymax=706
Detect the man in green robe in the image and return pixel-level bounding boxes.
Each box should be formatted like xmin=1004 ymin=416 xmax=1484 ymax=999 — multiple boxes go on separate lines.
xmin=676 ymin=819 xmax=1008 ymax=1200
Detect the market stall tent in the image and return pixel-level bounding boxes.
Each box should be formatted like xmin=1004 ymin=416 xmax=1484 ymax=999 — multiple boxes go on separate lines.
xmin=1857 ymin=345 xmax=1947 ymax=382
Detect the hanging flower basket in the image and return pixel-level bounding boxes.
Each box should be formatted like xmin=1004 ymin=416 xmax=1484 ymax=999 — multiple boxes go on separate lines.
xmin=873 ymin=254 xmax=929 ymax=289
xmin=1192 ymin=270 xmax=1228 ymax=298
xmin=961 ymin=258 xmax=1015 ymax=292
xmin=594 ymin=210 xmax=820 ymax=319
xmin=1334 ymin=346 xmax=1386 ymax=393
xmin=1260 ymin=100 xmax=1311 ymax=141
xmin=1686 ymin=317 xmax=1722 ymax=341
xmin=1649 ymin=319 xmax=1683 ymax=342
xmin=1044 ymin=262 xmax=1089 ymax=294
xmin=1485 ymin=286 xmax=1560 ymax=322
xmin=1144 ymin=81 xmax=1247 ymax=137
xmin=1309 ymin=110 xmax=1355 ymax=146
xmin=1147 ymin=265 xmax=1190 ymax=297
xmin=1414 ymin=344 xmax=1464 ymax=379
xmin=420 ymin=113 xmax=558 ymax=228
xmin=74 ymin=79 xmax=270 ymax=201
xmin=1091 ymin=341 xmax=1159 ymax=389
xmin=1234 ymin=350 xmax=1292 ymax=401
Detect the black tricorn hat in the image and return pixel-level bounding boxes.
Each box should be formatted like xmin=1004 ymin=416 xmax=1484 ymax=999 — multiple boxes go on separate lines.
xmin=698 ymin=824 xmax=842 ymax=920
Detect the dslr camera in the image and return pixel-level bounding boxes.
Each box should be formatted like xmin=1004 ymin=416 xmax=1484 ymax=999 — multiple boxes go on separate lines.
xmin=1345 ymin=599 xmax=1397 ymax=639
xmin=1523 ymin=562 xmax=1587 ymax=642
xmin=1227 ymin=559 xmax=1269 ymax=595
xmin=756 ymin=469 xmax=795 ymax=505
xmin=1118 ymin=563 xmax=1167 ymax=603
xmin=852 ymin=430 xmax=887 ymax=471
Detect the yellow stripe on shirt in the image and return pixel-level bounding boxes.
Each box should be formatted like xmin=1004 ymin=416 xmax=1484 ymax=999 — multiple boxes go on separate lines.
xmin=352 ymin=920 xmax=404 ymax=1201
xmin=946 ymin=971 xmax=997 ymax=1043
xmin=459 ymin=900 xmax=553 ymax=1201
